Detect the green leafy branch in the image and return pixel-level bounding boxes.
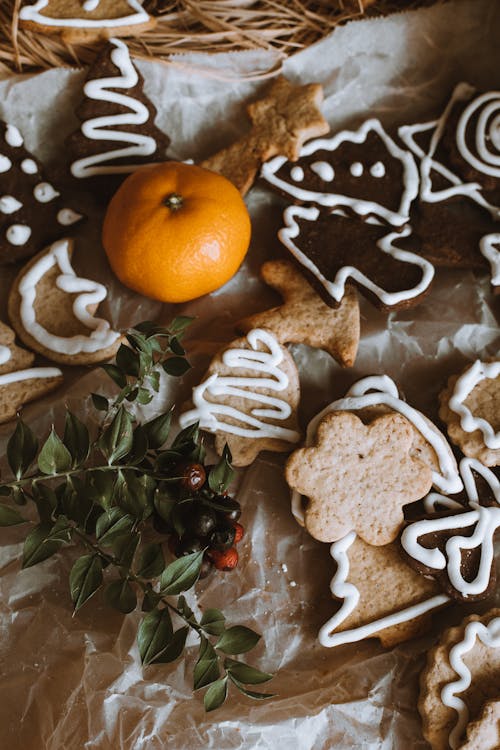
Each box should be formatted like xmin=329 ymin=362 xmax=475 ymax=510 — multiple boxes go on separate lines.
xmin=0 ymin=318 xmax=275 ymax=712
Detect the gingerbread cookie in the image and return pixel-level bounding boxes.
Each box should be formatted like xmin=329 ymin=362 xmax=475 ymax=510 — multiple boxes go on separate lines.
xmin=277 ymin=205 xmax=434 ymax=310
xmin=8 ymin=238 xmax=122 ymax=366
xmin=401 ymin=458 xmax=500 ymax=602
xmin=0 ymin=120 xmax=84 ymax=264
xmin=459 ymin=699 xmax=500 ymax=750
xmin=261 ymin=117 xmax=419 ymax=227
xmin=285 ymin=408 xmax=433 ymax=545
xmin=318 ymin=532 xmax=448 ymax=649
xmin=201 ymin=76 xmax=330 ymax=196
xmin=0 ymin=321 xmax=34 ymax=375
xmin=66 ymin=38 xmax=169 ymax=192
xmin=419 ymin=609 xmax=500 ymax=750
xmin=179 ymin=328 xmax=301 ymax=467
xmin=19 ymin=1 xmax=156 ymax=42
xmin=439 ymin=360 xmax=500 ymax=467
xmin=237 ymin=259 xmax=360 ymax=367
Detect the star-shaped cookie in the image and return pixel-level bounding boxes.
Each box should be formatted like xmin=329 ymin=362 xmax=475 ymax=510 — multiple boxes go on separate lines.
xmin=200 ymin=76 xmax=329 ymax=195
xmin=237 ymin=259 xmax=360 ymax=367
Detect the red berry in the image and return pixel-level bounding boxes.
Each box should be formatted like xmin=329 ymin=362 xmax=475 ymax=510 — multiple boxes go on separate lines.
xmin=207 ymin=546 xmax=238 ymax=571
xmin=231 ymin=522 xmax=244 ymax=544
xmin=178 ymin=462 xmax=206 ymax=492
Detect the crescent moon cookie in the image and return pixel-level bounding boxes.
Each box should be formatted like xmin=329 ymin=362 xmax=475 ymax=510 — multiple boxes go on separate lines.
xmin=277 ymin=205 xmax=434 ymax=311
xmin=236 ymin=259 xmax=360 ymax=367
xmin=419 ymin=609 xmax=500 ymax=750
xmin=439 ymin=360 xmax=500 ymax=467
xmin=179 ymin=328 xmax=301 ymax=467
xmin=401 ymin=458 xmax=500 ymax=603
xmin=285 ymin=408 xmax=433 ymax=545
xmin=318 ymin=533 xmax=448 ymax=650
xmin=19 ymin=1 xmax=156 ymax=42
xmin=0 ymin=120 xmax=84 ymax=265
xmin=0 ymin=321 xmax=62 ymax=424
xmin=66 ymin=38 xmax=170 ymax=194
xmin=8 ymin=238 xmax=122 ymax=366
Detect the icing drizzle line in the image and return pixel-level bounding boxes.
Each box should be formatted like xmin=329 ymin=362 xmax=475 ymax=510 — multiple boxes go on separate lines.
xmin=71 ymin=38 xmax=157 ymax=178
xmin=18 ymin=238 xmax=120 ymax=355
xmin=448 ymin=359 xmax=500 ymax=449
xmin=0 ymin=367 xmax=62 ymax=387
xmin=442 ymin=616 xmax=500 ymax=749
xmin=179 ymin=329 xmax=301 ymax=443
xmin=19 ymin=0 xmax=150 ymax=28
xmin=278 ymin=205 xmax=434 ymax=307
xmin=0 ymin=345 xmax=11 ymax=365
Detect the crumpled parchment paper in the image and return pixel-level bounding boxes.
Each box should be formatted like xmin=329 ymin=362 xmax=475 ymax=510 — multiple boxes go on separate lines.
xmin=0 ymin=1 xmax=499 ymax=748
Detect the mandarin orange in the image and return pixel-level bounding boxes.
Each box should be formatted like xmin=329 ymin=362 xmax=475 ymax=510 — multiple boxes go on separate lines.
xmin=102 ymin=162 xmax=251 ymax=303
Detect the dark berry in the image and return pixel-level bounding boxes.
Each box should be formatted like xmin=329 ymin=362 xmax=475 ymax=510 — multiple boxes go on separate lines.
xmin=208 ymin=547 xmax=238 ymax=571
xmin=178 ymin=462 xmax=206 ymax=492
xmin=152 ymin=512 xmax=172 ymax=535
xmin=214 ymin=495 xmax=241 ymax=521
xmin=210 ymin=521 xmax=236 ymax=551
xmin=199 ymin=555 xmax=214 ymax=579
xmin=231 ymin=521 xmax=244 ymax=544
xmin=189 ymin=507 xmax=216 ymax=538
xmin=176 ymin=536 xmax=204 ymax=556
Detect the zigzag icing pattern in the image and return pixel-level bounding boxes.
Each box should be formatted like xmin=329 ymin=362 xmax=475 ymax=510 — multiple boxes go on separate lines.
xmin=19 ymin=0 xmax=150 ymax=28
xmin=448 ymin=360 xmax=500 ymax=449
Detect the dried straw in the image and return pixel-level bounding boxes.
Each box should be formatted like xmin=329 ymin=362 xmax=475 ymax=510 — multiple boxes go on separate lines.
xmin=1 ymin=0 xmax=435 ymax=77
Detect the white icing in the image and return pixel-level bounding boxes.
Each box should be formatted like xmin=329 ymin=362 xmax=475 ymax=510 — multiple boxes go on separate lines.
xmin=442 ymin=616 xmax=500 ymax=749
xmin=57 ymin=208 xmax=83 ymax=226
xmin=349 ymin=161 xmax=363 ymax=177
xmin=261 ymin=118 xmax=420 ymax=226
xmin=17 ymin=238 xmax=121 ymax=355
xmin=490 ymin=113 xmax=500 ymax=150
xmin=279 ymin=205 xmax=435 ymax=307
xmin=398 ymin=83 xmax=500 ymax=220
xmin=0 ymin=195 xmax=22 ymax=214
xmin=318 ymin=530 xmax=449 ymax=648
xmin=290 ymin=374 xmax=462 ymax=525
xmin=423 ymin=492 xmax=463 ymax=513
xmin=290 ymin=166 xmax=304 ymax=182
xmin=0 ymin=155 xmax=12 ymax=173
xmin=310 ymin=161 xmax=334 ymax=181
xmin=70 ymin=38 xmax=157 ymax=178
xmin=456 ymin=91 xmax=500 ymax=178
xmin=0 ymin=345 xmax=11 ymax=366
xmin=82 ymin=0 xmax=100 ymax=10
xmin=401 ymin=458 xmax=500 ymax=599
xmin=370 ymin=161 xmax=385 ymax=178
xmin=0 ymin=367 xmax=62 ymax=386
xmin=6 ymin=224 xmax=31 ymax=246
xmin=179 ymin=329 xmax=301 ymax=443
xmin=19 ymin=0 xmax=150 ymax=28
xmin=448 ymin=360 xmax=500 ymax=448
xmin=5 ymin=124 xmax=23 ymax=148
xmin=479 ymin=234 xmax=500 ymax=287
xmin=33 ymin=182 xmax=59 ymax=203
xmin=20 ymin=158 xmax=37 ymax=175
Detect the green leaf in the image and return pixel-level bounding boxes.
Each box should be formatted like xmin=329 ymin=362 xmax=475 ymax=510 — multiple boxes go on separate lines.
xmin=127 ymin=425 xmax=148 ymax=465
xmin=160 ymin=549 xmax=203 ymax=595
xmin=69 ymin=554 xmax=103 ymax=612
xmin=22 ymin=518 xmax=71 ymax=568
xmin=225 ymin=659 xmax=273 ymax=685
xmin=152 ymin=626 xmax=189 ymax=664
xmin=101 ymin=363 xmax=127 ymax=388
xmin=0 ymin=503 xmax=27 ymax=526
xmin=117 ymin=469 xmax=149 ymax=519
xmin=111 ymin=531 xmax=140 ymax=567
xmin=204 ymin=676 xmax=228 ymax=712
xmin=0 ymin=485 xmax=10 ymax=496
xmin=63 ymin=412 xmax=90 ymax=467
xmin=169 ymin=316 xmax=194 ymax=335
xmin=32 ymin=482 xmax=58 ymax=523
xmin=38 ymin=428 xmax=72 ymax=475
xmin=137 ymin=388 xmax=153 ymax=405
xmin=216 ymin=626 xmax=261 ymax=655
xmin=91 ymin=393 xmax=109 ymax=412
xmin=62 ymin=476 xmax=93 ymax=527
xmin=153 ymin=486 xmax=176 ymax=524
xmin=177 ymin=594 xmax=195 ymax=624
xmin=148 ymin=370 xmax=160 ymax=393
xmin=208 ymin=445 xmax=234 ymax=493
xmin=105 ymin=579 xmax=137 ymax=614
xmin=171 ymin=422 xmax=199 ymax=450
xmin=7 ymin=420 xmax=38 ymax=479
xmin=98 ymin=407 xmax=134 ymax=464
xmin=116 ymin=344 xmax=140 ymax=377
xmin=89 ymin=470 xmax=117 ymax=510
xmin=143 ymin=411 xmax=172 ymax=450
xmin=141 ymin=586 xmax=161 ymax=612
xmin=193 ymin=635 xmax=220 ymax=690
xmin=12 ymin=486 xmax=27 ymax=506
xmin=227 ymin=674 xmax=276 ymax=700
xmin=95 ymin=508 xmax=134 ymax=546
xmin=138 ymin=608 xmax=173 ymax=666
xmin=136 ymin=542 xmax=164 ymax=579
xmin=162 ymin=357 xmax=191 ymax=377
xmin=169 ymin=337 xmax=185 ymax=356
xmin=200 ymin=608 xmax=226 ymax=636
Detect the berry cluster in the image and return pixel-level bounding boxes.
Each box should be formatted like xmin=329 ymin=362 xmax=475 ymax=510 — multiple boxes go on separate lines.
xmin=152 ymin=440 xmax=245 ymax=579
